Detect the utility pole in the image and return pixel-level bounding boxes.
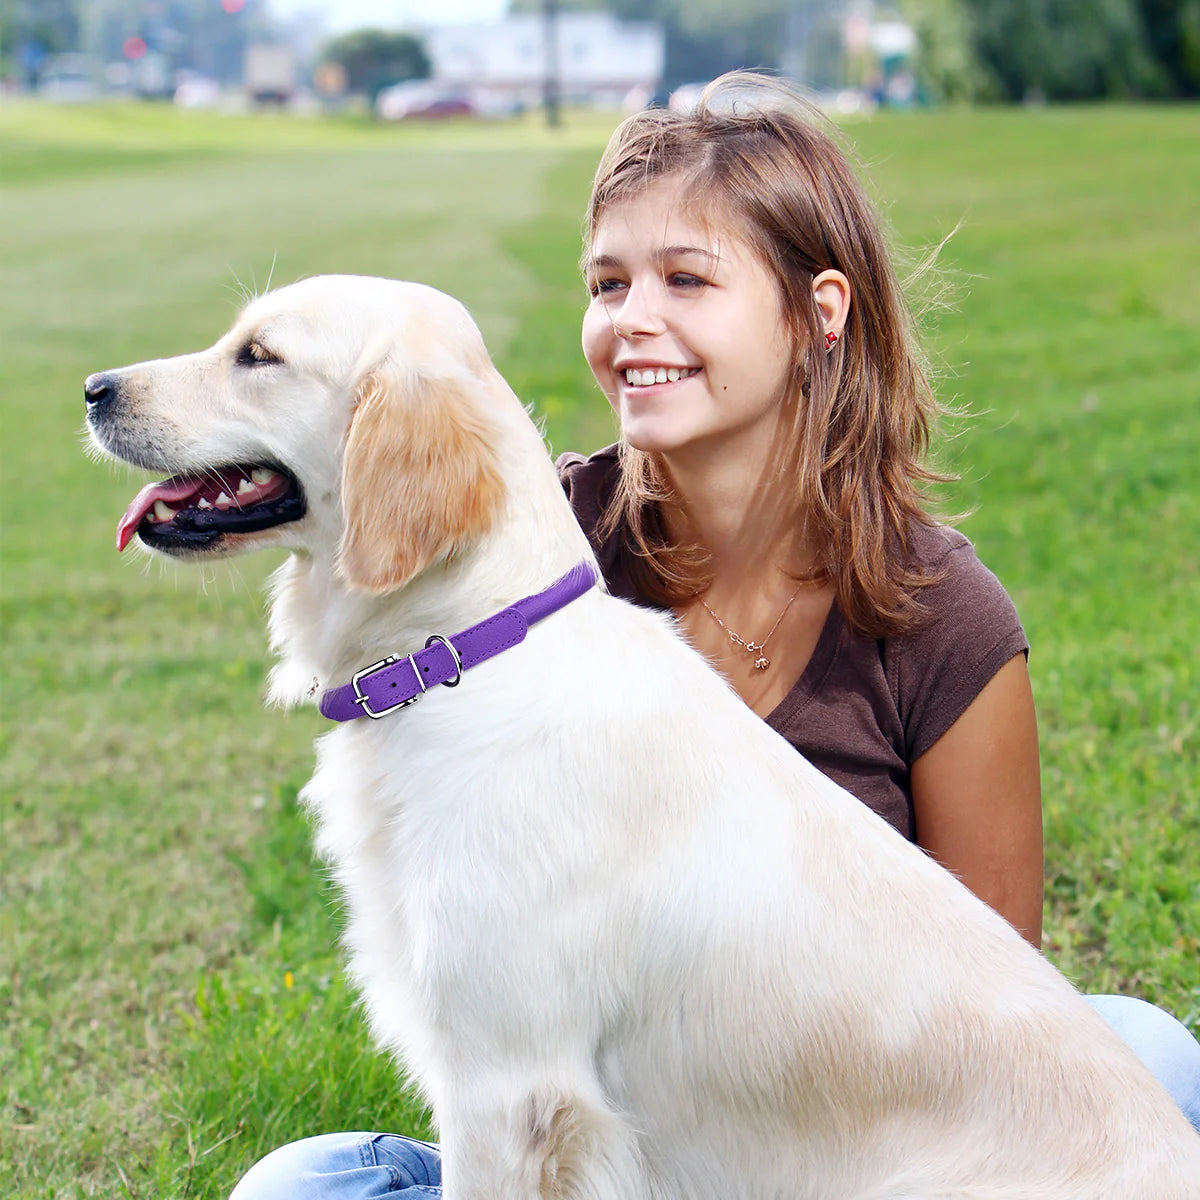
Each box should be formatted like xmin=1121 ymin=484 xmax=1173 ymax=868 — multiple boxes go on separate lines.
xmin=542 ymin=0 xmax=561 ymax=128
xmin=782 ymin=0 xmax=813 ymax=88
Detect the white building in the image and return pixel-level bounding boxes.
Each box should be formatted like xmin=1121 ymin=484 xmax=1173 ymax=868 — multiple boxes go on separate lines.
xmin=423 ymin=12 xmax=664 ymax=109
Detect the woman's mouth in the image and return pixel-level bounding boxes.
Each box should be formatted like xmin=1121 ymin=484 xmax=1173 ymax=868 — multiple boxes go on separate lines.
xmin=622 ymin=366 xmax=701 ymax=388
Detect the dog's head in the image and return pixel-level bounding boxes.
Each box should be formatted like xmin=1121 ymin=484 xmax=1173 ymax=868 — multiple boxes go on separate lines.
xmin=86 ymin=275 xmax=509 ymax=593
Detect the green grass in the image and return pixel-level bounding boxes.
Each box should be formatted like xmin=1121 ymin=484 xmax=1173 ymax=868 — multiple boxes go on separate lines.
xmin=2 ymin=99 xmax=1197 ymax=1197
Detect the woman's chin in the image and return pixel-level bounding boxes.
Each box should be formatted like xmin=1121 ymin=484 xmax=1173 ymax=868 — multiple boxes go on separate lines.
xmin=623 ymin=428 xmax=685 ymax=456
xmin=619 ymin=412 xmax=693 ymax=456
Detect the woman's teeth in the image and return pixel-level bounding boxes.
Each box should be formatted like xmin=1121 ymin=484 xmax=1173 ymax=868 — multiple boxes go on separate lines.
xmin=624 ymin=366 xmax=699 ymax=387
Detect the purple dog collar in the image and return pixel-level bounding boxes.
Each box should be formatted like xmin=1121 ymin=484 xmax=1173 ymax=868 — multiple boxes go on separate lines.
xmin=319 ymin=562 xmax=597 ymax=722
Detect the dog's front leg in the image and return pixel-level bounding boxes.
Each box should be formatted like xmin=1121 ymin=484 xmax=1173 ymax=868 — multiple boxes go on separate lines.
xmin=438 ymin=1077 xmax=645 ymax=1200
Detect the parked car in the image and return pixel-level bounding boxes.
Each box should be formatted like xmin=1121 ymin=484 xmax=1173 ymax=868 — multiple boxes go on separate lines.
xmin=407 ymin=94 xmax=474 ymax=119
xmin=38 ymin=54 xmax=99 ymax=102
xmin=376 ymin=81 xmax=475 ymax=121
xmin=174 ymin=76 xmax=222 ymax=109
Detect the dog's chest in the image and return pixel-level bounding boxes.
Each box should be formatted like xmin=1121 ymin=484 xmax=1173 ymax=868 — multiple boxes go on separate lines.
xmin=305 ymin=722 xmax=601 ymax=992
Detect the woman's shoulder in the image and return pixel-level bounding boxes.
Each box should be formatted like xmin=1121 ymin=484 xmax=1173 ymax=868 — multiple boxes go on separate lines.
xmin=556 ymin=444 xmax=646 ymax=602
xmin=556 ymin=444 xmax=621 ymax=539
xmin=885 ymin=521 xmax=1029 ymax=760
xmin=905 ymin=519 xmax=974 ymax=574
xmin=903 ymin=521 xmax=1018 ymax=624
xmin=556 ymin=443 xmax=620 ymax=487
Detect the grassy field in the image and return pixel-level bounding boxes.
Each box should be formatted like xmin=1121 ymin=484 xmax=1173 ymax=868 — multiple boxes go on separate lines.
xmin=2 ymin=98 xmax=1198 ymax=1198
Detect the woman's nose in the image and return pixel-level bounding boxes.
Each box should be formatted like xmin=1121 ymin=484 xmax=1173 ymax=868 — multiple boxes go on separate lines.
xmin=609 ymin=281 xmax=666 ymax=339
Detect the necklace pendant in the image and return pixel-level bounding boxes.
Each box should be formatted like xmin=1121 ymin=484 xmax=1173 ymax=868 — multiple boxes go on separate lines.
xmin=754 ymin=655 xmax=770 ymax=671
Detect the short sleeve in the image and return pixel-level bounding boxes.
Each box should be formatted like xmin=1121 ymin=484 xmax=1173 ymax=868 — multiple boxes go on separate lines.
xmin=555 ymin=451 xmax=587 ymax=479
xmin=895 ymin=530 xmax=1029 ymax=762
xmin=555 ymin=445 xmax=620 ymax=552
xmin=554 ymin=446 xmax=642 ymax=602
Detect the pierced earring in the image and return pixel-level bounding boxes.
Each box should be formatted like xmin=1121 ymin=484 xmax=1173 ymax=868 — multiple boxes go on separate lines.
xmin=824 ymin=330 xmax=839 ymax=351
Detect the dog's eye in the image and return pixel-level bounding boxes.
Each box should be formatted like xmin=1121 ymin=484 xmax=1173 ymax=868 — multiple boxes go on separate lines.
xmin=237 ymin=341 xmax=283 ymax=368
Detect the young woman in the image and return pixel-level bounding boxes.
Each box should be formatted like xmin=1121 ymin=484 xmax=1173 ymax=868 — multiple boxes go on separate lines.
xmin=230 ymin=74 xmax=1199 ymax=1198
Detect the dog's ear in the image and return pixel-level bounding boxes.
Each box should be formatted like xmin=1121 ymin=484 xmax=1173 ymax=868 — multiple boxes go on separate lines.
xmin=338 ymin=363 xmax=507 ymax=593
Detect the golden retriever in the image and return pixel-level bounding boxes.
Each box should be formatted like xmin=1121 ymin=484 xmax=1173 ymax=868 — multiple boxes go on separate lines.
xmin=85 ymin=275 xmax=1200 ymax=1198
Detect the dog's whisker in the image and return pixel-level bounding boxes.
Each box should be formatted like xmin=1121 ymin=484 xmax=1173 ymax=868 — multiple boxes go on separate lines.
xmin=223 ymin=266 xmax=257 ymax=308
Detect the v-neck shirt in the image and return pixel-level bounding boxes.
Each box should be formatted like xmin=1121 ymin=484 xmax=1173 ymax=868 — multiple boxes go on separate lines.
xmin=558 ymin=445 xmax=1029 ymax=841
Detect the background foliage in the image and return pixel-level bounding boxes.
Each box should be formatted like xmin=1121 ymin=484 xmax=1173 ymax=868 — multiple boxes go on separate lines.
xmin=2 ymin=99 xmax=1198 ymax=1199
xmin=8 ymin=0 xmax=1200 ymax=100
xmin=958 ymin=0 xmax=1200 ymax=100
xmin=317 ymin=29 xmax=431 ymax=101
xmin=507 ymin=0 xmax=1200 ymax=99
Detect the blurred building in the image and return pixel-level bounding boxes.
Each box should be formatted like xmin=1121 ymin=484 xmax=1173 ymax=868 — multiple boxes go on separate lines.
xmin=423 ymin=12 xmax=664 ymax=109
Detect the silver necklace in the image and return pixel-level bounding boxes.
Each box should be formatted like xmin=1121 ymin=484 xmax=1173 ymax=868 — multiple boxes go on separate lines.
xmin=699 ymin=582 xmax=804 ymax=671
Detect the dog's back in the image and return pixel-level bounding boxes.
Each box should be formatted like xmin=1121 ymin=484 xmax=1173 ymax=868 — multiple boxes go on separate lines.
xmin=305 ymin=586 xmax=1200 ymax=1199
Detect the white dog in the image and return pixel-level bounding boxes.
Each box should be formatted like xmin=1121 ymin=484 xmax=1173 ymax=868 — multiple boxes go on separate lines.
xmin=86 ymin=275 xmax=1200 ymax=1199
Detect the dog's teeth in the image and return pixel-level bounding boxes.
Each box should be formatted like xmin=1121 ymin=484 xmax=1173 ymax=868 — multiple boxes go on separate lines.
xmin=237 ymin=477 xmax=255 ymax=496
xmin=197 ymin=498 xmax=213 ymax=509
xmin=215 ymin=491 xmax=233 ymax=509
xmin=250 ymin=468 xmax=276 ymax=486
xmin=152 ymin=500 xmax=176 ymax=522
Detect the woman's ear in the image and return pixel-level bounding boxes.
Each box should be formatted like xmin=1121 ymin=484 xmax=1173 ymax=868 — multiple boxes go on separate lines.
xmin=338 ymin=363 xmax=507 ymax=593
xmin=812 ymin=269 xmax=852 ymax=344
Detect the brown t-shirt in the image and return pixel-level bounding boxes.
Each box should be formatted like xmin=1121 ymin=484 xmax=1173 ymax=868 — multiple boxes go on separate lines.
xmin=557 ymin=445 xmax=1029 ymax=842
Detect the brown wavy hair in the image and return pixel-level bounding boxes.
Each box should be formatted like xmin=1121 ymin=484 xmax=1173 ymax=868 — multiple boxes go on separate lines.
xmin=584 ymin=72 xmax=951 ymax=638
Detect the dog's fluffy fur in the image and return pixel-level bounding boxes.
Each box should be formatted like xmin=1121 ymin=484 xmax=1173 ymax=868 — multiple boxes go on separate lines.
xmin=87 ymin=276 xmax=1200 ymax=1198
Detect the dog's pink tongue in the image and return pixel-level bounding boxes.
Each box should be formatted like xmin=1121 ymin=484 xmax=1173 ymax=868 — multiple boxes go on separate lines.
xmin=116 ymin=475 xmax=202 ymax=551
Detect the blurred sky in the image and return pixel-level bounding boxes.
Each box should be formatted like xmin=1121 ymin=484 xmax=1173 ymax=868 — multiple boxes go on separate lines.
xmin=268 ymin=0 xmax=509 ymax=32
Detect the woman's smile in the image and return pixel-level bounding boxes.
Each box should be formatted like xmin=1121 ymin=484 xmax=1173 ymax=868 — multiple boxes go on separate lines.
xmin=582 ymin=179 xmax=793 ymax=462
xmin=617 ymin=363 xmax=704 ymax=394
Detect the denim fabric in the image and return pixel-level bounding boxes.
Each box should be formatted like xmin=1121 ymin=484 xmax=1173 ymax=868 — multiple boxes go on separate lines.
xmin=1084 ymin=994 xmax=1200 ymax=1132
xmin=228 ymin=995 xmax=1200 ymax=1198
xmin=229 ymin=1132 xmax=442 ymax=1199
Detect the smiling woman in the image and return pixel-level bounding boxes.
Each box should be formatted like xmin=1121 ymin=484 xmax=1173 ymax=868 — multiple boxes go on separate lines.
xmin=581 ymin=189 xmax=799 ymax=465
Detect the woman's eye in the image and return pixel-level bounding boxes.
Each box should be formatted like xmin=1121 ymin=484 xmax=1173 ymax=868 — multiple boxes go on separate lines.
xmin=589 ymin=278 xmax=626 ymax=298
xmin=237 ymin=341 xmax=282 ymax=367
xmin=668 ymin=273 xmax=707 ymax=289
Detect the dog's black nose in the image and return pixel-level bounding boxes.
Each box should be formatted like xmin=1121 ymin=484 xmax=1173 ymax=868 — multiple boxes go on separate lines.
xmin=84 ymin=371 xmax=118 ymax=414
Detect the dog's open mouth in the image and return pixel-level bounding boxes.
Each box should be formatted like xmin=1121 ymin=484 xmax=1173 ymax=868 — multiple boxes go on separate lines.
xmin=116 ymin=464 xmax=306 ymax=553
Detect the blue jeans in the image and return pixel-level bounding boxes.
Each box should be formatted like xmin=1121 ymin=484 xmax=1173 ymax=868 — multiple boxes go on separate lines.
xmin=229 ymin=995 xmax=1200 ymax=1198
xmin=230 ymin=1132 xmax=443 ymax=1199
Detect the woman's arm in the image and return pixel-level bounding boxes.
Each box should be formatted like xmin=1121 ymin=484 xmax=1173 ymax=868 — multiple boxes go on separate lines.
xmin=910 ymin=654 xmax=1044 ymax=946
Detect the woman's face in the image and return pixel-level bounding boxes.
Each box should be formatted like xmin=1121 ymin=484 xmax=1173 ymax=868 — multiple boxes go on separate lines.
xmin=582 ymin=180 xmax=796 ymax=467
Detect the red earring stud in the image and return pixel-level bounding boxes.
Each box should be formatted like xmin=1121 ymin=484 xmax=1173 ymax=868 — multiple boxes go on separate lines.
xmin=824 ymin=330 xmax=839 ymax=350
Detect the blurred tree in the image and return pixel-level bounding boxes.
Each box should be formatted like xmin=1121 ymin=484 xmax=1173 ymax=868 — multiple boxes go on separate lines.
xmin=2 ymin=0 xmax=81 ymax=84
xmin=318 ymin=28 xmax=431 ymax=101
xmin=899 ymin=0 xmax=977 ymax=101
xmin=1134 ymin=0 xmax=1200 ymax=94
xmin=961 ymin=0 xmax=1168 ymax=100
